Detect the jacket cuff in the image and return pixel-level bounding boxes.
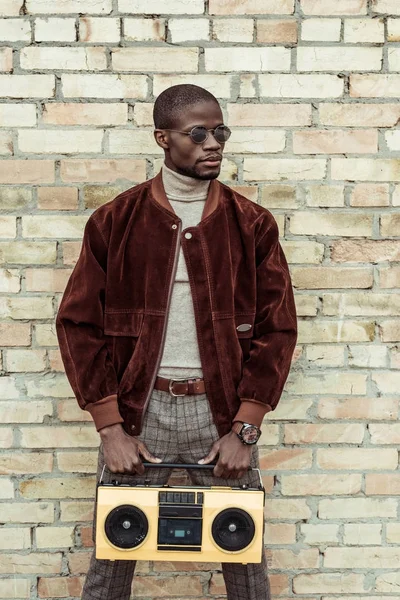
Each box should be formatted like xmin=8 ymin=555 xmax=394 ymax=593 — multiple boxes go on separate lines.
xmin=85 ymin=394 xmax=124 ymax=432
xmin=233 ymin=399 xmax=273 ymax=429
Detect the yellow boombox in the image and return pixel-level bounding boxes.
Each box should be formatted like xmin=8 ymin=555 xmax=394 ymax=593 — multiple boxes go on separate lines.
xmin=95 ymin=462 xmax=265 ymax=564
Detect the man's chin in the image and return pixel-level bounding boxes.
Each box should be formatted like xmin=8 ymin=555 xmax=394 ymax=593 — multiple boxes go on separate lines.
xmin=195 ymin=166 xmax=221 ymax=180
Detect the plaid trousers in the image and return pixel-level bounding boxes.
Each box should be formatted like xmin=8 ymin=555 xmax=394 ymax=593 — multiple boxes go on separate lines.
xmin=82 ymin=387 xmax=271 ymax=600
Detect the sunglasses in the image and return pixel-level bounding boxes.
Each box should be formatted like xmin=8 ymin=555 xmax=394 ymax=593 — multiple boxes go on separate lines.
xmin=163 ymin=125 xmax=231 ymax=144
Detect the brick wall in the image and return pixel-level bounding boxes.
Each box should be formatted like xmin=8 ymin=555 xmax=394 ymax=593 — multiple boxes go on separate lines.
xmin=1 ymin=0 xmax=400 ymax=598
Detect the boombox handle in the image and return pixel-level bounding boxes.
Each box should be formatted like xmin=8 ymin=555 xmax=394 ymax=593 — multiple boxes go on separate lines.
xmin=99 ymin=463 xmax=263 ymax=489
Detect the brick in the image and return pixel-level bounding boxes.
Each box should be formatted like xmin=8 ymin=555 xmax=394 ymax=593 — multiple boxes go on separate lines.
xmin=261 ymin=184 xmax=297 ymax=208
xmin=22 ymin=215 xmax=86 ymax=239
xmin=231 ymin=184 xmax=258 ymax=202
xmin=0 ymin=268 xmax=19 ymax=292
xmin=205 ymin=47 xmax=290 ymax=72
xmin=20 ymin=476 xmax=96 ymax=499
xmin=301 ymin=17 xmax=341 ymax=41
xmin=0 ymin=74 xmax=54 ymax=98
xmin=376 ymin=572 xmax=400 ymax=592
xmin=388 ymin=18 xmax=400 ymax=41
xmin=239 ymin=73 xmax=257 ymax=97
xmin=57 ymin=399 xmax=92 ymax=422
xmin=0 ymin=579 xmax=30 ymax=599
xmin=288 ymin=372 xmax=366 ymax=395
xmin=299 ymin=320 xmax=374 ymax=343
xmin=112 ymin=47 xmax=198 ymax=72
xmin=282 ymin=474 xmax=361 ymax=496
xmin=124 ymin=17 xmax=165 ymax=41
xmin=344 ymin=524 xmax=382 ymax=545
xmin=57 ymin=451 xmax=97 ymax=473
xmin=319 ymin=397 xmax=398 ymax=421
xmin=20 ymin=425 xmax=98 ymax=448
xmin=0 ymin=48 xmax=11 ymax=72
xmin=244 ymin=159 xmax=325 ymax=181
xmin=259 ymin=74 xmax=343 ymax=98
xmin=265 ymin=523 xmax=296 ymax=545
xmin=0 ymin=18 xmax=30 ymax=40
xmin=332 ymin=239 xmax=400 ymax=262
xmin=290 ymin=211 xmax=372 ymax=236
xmin=381 ymin=320 xmax=400 ymax=342
xmin=38 ymin=187 xmax=78 ymax=210
xmin=228 ymin=103 xmax=311 ymax=125
xmin=0 ymin=188 xmax=31 ymax=211
xmin=0 ymin=399 xmax=52 ymax=422
xmin=259 ymin=448 xmax=312 ymax=470
xmin=0 ymin=553 xmax=61 ymax=574
xmin=109 ymin=130 xmax=161 ymax=154
xmin=0 ymin=104 xmax=36 ymax=127
xmin=372 ymin=0 xmax=400 ymax=14
xmin=119 ymin=0 xmax=204 ymax=13
xmin=21 ymin=47 xmax=106 ymax=71
xmin=318 ymin=448 xmax=398 ymax=470
xmin=0 ymin=478 xmax=14 ymax=499
xmin=294 ymin=130 xmax=377 ymax=154
xmin=25 ymin=267 xmax=69 ymax=292
xmin=323 ymin=292 xmax=400 ymax=316
xmin=154 ymin=74 xmax=232 ymax=98
xmin=386 ymin=129 xmax=400 ymax=149
xmin=283 ymin=242 xmax=324 ymax=264
xmin=292 ymin=267 xmax=373 ymax=289
xmin=0 ymin=430 xmax=13 ymax=448
xmin=326 ymin=546 xmax=400 ymax=569
xmin=209 ymin=0 xmax=295 ymax=14
xmin=62 ymin=74 xmax=147 ymax=99
xmin=301 ymin=524 xmax=339 ymax=545
xmin=393 ymin=184 xmax=400 ymax=205
xmin=0 ymin=296 xmax=53 ymax=319
xmin=228 ymin=129 xmax=285 ymax=154
xmin=351 ymin=183 xmax=390 ymax=206
xmin=6 ymin=349 xmax=46 ymax=371
xmin=169 ymin=18 xmax=209 ymax=42
xmin=84 ymin=185 xmax=125 ymax=208
xmin=0 ymin=241 xmax=56 ymax=264
xmin=0 ymin=160 xmax=54 ymax=183
xmin=301 ymin=0 xmax=367 ymax=15
xmin=42 ymin=103 xmax=127 ymax=126
xmin=379 ymin=265 xmax=400 ymax=288
xmin=60 ymin=158 xmax=146 ymax=182
xmin=270 ymin=548 xmax=319 ymax=569
xmin=344 ymin=17 xmax=384 ymax=42
xmin=0 ymin=216 xmax=15 ymax=237
xmin=348 ymin=345 xmax=387 ymax=367
xmin=366 ymin=474 xmax=400 ymax=495
xmin=0 ymin=0 xmax=24 ymax=15
xmin=79 ymin=16 xmax=120 ymax=42
xmin=306 ymin=345 xmax=344 ymax=366
xmin=38 ymin=576 xmax=84 ymax=598
xmin=61 ymin=501 xmax=93 ymax=522
xmin=35 ymin=17 xmax=76 ymax=41
xmin=372 ymin=371 xmax=400 ymax=394
xmin=320 ymin=103 xmax=400 ymax=126
xmin=319 ymin=498 xmax=397 ymax=519
xmin=1 ymin=502 xmax=54 ymax=523
xmin=305 ymin=184 xmax=344 ymax=207
xmin=265 ymin=499 xmax=311 ymax=520
xmin=0 ymin=322 xmax=30 ymax=346
xmin=133 ymin=575 xmax=202 ymax=596
xmin=285 ymin=423 xmax=364 ymax=444
xmin=19 ymin=129 xmax=103 ymax=154
xmin=351 ymin=74 xmax=400 ymax=97
xmin=257 ymin=18 xmax=297 ymax=42
xmin=265 ymin=396 xmax=314 ymax=421
xmin=298 ymin=47 xmax=382 ymax=71
xmin=293 ymin=573 xmax=365 ymax=594
xmin=387 ymin=523 xmax=400 ymax=543
xmin=26 ymin=0 xmax=112 ymax=13
xmin=0 ymin=452 xmax=53 ymax=474
xmin=36 ymin=526 xmax=74 ymax=549
xmin=214 ymin=18 xmax=253 ymax=42
xmin=0 ymin=131 xmax=12 ymax=155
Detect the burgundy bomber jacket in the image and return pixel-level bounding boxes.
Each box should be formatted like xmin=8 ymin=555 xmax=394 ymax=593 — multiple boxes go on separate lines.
xmin=55 ymin=171 xmax=298 ymax=439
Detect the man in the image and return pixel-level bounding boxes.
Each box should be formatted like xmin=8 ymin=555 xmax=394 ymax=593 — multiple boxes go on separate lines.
xmin=56 ymin=84 xmax=298 ymax=600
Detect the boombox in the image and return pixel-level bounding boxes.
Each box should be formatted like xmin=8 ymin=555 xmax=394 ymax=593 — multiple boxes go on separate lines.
xmin=95 ymin=462 xmax=265 ymax=564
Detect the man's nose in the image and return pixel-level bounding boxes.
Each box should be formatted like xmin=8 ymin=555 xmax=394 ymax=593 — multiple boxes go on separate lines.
xmin=202 ymin=132 xmax=222 ymax=151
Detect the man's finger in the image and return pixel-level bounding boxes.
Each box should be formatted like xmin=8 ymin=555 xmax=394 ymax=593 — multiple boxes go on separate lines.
xmin=198 ymin=444 xmax=219 ymax=464
xmin=138 ymin=443 xmax=162 ymax=463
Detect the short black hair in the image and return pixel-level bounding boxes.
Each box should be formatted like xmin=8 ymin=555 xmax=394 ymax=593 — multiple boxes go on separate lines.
xmin=153 ymin=84 xmax=220 ymax=129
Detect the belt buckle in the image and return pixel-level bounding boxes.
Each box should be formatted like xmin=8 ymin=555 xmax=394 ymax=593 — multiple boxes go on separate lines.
xmin=168 ymin=377 xmax=189 ymax=397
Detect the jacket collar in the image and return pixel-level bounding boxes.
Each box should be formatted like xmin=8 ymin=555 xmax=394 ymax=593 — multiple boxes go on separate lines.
xmin=151 ymin=170 xmax=220 ymax=222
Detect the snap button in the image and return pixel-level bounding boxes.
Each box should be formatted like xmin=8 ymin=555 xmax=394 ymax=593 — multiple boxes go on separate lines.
xmin=184 ymin=232 xmax=192 ymax=239
xmin=172 ymin=224 xmax=177 ymax=229
xmin=236 ymin=323 xmax=252 ymax=332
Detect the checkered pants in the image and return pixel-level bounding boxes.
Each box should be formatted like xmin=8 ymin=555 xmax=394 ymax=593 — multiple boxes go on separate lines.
xmin=82 ymin=387 xmax=271 ymax=600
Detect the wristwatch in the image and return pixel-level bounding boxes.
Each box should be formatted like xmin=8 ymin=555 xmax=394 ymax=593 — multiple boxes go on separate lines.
xmin=231 ymin=421 xmax=262 ymax=445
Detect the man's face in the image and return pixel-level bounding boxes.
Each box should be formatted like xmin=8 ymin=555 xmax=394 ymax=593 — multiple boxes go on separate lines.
xmin=154 ymin=100 xmax=225 ymax=180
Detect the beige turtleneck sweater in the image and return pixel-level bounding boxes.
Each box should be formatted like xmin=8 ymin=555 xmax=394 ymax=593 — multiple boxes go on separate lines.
xmin=157 ymin=163 xmax=210 ymax=380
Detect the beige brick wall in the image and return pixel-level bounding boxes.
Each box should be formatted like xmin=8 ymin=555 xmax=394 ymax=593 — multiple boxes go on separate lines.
xmin=0 ymin=0 xmax=399 ymax=597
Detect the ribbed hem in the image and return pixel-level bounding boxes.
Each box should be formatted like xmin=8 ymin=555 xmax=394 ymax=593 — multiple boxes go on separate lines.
xmin=233 ymin=400 xmax=272 ymax=429
xmin=85 ymin=394 xmax=124 ymax=432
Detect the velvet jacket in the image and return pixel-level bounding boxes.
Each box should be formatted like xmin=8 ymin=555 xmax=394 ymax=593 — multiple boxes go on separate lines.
xmin=55 ymin=171 xmax=298 ymax=438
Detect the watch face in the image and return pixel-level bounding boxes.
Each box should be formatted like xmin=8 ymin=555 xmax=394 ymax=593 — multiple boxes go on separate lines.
xmin=242 ymin=425 xmax=259 ymax=444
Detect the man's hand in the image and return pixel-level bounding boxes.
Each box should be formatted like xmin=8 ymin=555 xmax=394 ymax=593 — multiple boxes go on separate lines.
xmin=198 ymin=431 xmax=252 ymax=479
xmin=100 ymin=423 xmax=162 ymax=475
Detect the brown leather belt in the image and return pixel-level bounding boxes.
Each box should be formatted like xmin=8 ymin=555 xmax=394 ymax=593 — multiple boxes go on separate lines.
xmin=154 ymin=375 xmax=206 ymax=397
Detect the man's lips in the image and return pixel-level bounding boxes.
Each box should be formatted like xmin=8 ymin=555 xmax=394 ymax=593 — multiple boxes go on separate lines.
xmin=199 ymin=156 xmax=222 ymax=167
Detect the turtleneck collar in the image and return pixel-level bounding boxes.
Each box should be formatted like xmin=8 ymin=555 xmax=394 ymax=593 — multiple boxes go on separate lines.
xmin=162 ymin=162 xmax=210 ymax=201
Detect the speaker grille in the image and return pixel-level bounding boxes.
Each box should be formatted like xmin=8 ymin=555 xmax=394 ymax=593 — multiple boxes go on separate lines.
xmin=105 ymin=504 xmax=148 ymax=549
xmin=212 ymin=508 xmax=255 ymax=552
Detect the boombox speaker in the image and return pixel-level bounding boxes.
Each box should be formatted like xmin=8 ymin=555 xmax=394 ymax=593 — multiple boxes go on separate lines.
xmin=95 ymin=462 xmax=265 ymax=564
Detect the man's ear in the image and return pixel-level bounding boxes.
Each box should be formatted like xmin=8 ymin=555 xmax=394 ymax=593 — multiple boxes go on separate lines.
xmin=154 ymin=129 xmax=169 ymax=150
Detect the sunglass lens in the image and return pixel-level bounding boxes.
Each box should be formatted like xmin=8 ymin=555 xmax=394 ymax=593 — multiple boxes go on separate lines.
xmin=190 ymin=127 xmax=208 ymax=143
xmin=215 ymin=126 xmax=231 ymax=143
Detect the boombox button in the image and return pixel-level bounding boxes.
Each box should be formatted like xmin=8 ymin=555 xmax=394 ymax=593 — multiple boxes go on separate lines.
xmin=181 ymin=492 xmax=188 ymax=503
xmin=174 ymin=493 xmax=180 ymax=503
xmin=159 ymin=492 xmax=167 ymax=503
xmin=188 ymin=492 xmax=195 ymax=503
xmin=167 ymin=492 xmax=174 ymax=502
xmin=197 ymin=492 xmax=204 ymax=504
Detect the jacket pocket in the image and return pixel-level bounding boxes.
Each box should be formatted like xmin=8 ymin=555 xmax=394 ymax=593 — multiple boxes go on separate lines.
xmin=235 ymin=314 xmax=255 ymax=362
xmin=103 ymin=311 xmax=144 ymax=383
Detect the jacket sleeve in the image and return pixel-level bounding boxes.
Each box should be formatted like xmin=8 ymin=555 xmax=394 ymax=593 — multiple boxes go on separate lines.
xmin=55 ymin=215 xmax=124 ymax=432
xmin=233 ymin=216 xmax=298 ymax=428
